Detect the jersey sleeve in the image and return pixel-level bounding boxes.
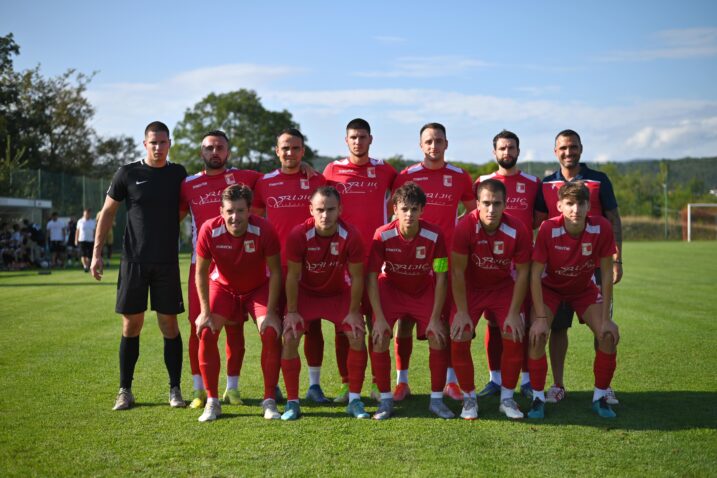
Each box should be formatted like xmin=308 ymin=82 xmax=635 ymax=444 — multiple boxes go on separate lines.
xmin=262 ymin=221 xmax=281 ymax=257
xmin=597 ymin=220 xmax=617 ymax=258
xmin=195 ymin=222 xmax=213 ymax=260
xmin=107 ymin=167 xmax=128 ymax=202
xmin=531 ymin=223 xmax=550 ymax=263
xmin=285 ymin=225 xmax=305 ymax=263
xmin=459 ymin=170 xmax=475 ymax=202
xmin=179 ymin=182 xmax=190 ymax=215
xmin=367 ymin=230 xmax=385 ymax=273
xmin=514 ymin=222 xmax=533 ymax=264
xmin=451 ymin=216 xmax=472 ymax=255
xmin=252 ymin=181 xmax=266 ymax=210
xmin=598 ymin=173 xmax=619 ymax=211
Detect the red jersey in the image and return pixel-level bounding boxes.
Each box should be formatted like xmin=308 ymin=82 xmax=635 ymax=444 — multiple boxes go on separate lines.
xmin=286 ymin=218 xmax=364 ymax=296
xmin=452 ymin=211 xmax=533 ymax=291
xmin=369 ymin=219 xmax=447 ymax=295
xmin=532 ymin=215 xmax=616 ymax=295
xmin=180 ymin=168 xmax=261 ymax=263
xmin=195 ymin=215 xmax=280 ymax=294
xmin=252 ymin=169 xmax=326 ymax=264
xmin=323 ymin=158 xmax=396 ymax=255
xmin=477 ymin=171 xmax=540 ymax=232
xmin=393 ymin=162 xmax=474 ymax=250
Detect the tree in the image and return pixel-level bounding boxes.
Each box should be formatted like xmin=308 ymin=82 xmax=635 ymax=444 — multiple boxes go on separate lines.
xmin=92 ymin=135 xmax=141 ymax=178
xmin=171 ymin=89 xmax=315 ymax=173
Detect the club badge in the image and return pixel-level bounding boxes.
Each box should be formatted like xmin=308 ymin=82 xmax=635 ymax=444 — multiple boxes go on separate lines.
xmin=331 ymin=242 xmax=339 ymax=255
xmin=443 ymin=175 xmax=452 ymax=187
xmin=582 ymin=243 xmax=592 ymax=256
xmin=493 ymin=241 xmax=504 ymax=255
xmin=516 ymin=182 xmax=525 ymax=193
xmin=416 ymin=246 xmax=426 ymax=259
xmin=367 ymin=167 xmax=376 ymax=178
xmin=300 ymin=178 xmax=310 ymax=190
xmin=244 ymin=240 xmax=255 ymax=253
xmin=225 ymin=174 xmax=236 ymax=185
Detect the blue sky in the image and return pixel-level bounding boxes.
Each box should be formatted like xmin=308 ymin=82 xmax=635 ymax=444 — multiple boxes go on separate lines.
xmin=3 ymin=0 xmax=716 ymax=164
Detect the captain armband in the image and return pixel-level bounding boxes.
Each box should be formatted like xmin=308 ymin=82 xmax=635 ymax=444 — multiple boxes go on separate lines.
xmin=433 ymin=257 xmax=448 ymax=273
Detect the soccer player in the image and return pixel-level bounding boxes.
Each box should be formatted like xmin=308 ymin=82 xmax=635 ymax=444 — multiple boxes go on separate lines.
xmin=323 ymin=118 xmax=397 ymax=402
xmin=450 ymin=179 xmax=532 ymax=420
xmin=46 ymin=212 xmax=66 ymax=268
xmin=281 ymin=186 xmax=368 ymax=420
xmin=368 ymin=182 xmax=452 ymax=419
xmin=475 ymin=130 xmax=540 ymax=400
xmin=527 ymin=181 xmax=619 ymax=419
xmin=75 ymin=208 xmax=96 ymax=273
xmin=390 ymin=122 xmax=475 ymax=402
xmin=91 ymin=121 xmax=188 ymax=411
xmin=535 ymin=129 xmax=623 ymax=405
xmin=194 ymin=184 xmax=283 ymax=422
xmin=252 ymin=128 xmax=330 ymax=403
xmin=179 ymin=130 xmax=261 ymax=409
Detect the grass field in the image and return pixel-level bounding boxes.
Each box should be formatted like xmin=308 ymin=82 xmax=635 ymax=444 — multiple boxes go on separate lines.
xmin=1 ymin=241 xmax=716 ymax=477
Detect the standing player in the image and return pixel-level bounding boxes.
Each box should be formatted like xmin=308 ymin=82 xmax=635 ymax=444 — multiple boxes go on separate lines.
xmin=450 ymin=179 xmax=532 ymax=420
xmin=46 ymin=212 xmax=66 ymax=268
xmin=193 ymin=184 xmax=283 ymax=422
xmin=179 ymin=130 xmax=261 ymax=409
xmin=535 ymin=129 xmax=623 ymax=405
xmin=252 ymin=128 xmax=329 ymax=402
xmin=391 ymin=122 xmax=475 ymax=401
xmin=323 ymin=118 xmax=397 ymax=402
xmin=91 ymin=121 xmax=188 ymax=410
xmin=475 ymin=130 xmax=540 ymax=400
xmin=281 ymin=186 xmax=368 ymax=420
xmin=527 ymin=181 xmax=619 ymax=419
xmin=368 ymin=183 xmax=451 ymax=419
xmin=75 ymin=208 xmax=96 ymax=273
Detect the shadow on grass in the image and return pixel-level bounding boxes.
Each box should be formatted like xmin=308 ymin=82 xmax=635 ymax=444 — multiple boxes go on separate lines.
xmin=0 ymin=281 xmax=115 ymax=287
xmin=391 ymin=392 xmax=717 ymax=430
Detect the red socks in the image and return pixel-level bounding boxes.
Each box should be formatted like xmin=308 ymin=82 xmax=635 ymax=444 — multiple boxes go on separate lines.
xmin=281 ymin=357 xmax=301 ymax=401
xmin=188 ymin=317 xmax=200 ymax=375
xmin=371 ymin=350 xmax=391 ymax=393
xmin=395 ymin=335 xmax=413 ymax=371
xmin=347 ymin=348 xmax=368 ymax=394
xmin=198 ymin=328 xmax=220 ymax=398
xmin=304 ymin=320 xmax=324 ymax=367
xmin=261 ymin=327 xmax=281 ymax=400
xmin=528 ymin=355 xmax=548 ymax=392
xmin=225 ymin=323 xmax=245 ymax=377
xmin=500 ymin=338 xmax=523 ymax=390
xmin=486 ymin=324 xmax=503 ymax=371
xmin=429 ymin=346 xmax=450 ymax=393
xmin=335 ymin=331 xmax=349 ymax=384
xmin=594 ymin=350 xmax=617 ymax=390
xmin=451 ymin=340 xmax=474 ymax=393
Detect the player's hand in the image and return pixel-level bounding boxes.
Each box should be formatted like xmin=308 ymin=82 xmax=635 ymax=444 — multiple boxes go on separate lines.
xmin=502 ymin=312 xmax=525 ymax=343
xmin=426 ymin=318 xmax=448 ymax=348
xmin=600 ymin=319 xmax=620 ymax=346
xmin=450 ymin=311 xmax=474 ymax=340
xmin=299 ymin=162 xmax=317 ymax=178
xmin=195 ymin=312 xmax=213 ymax=338
xmin=90 ymin=256 xmax=103 ymax=281
xmin=529 ymin=316 xmax=549 ymax=347
xmin=259 ymin=311 xmax=282 ymax=336
xmin=613 ymin=262 xmax=623 ymax=285
xmin=371 ymin=317 xmax=391 ymax=346
xmin=342 ymin=311 xmax=365 ymax=340
xmin=283 ymin=312 xmax=304 ymax=340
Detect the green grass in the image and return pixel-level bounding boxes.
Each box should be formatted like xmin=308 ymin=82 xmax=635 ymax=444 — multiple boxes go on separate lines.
xmin=1 ymin=241 xmax=716 ymax=477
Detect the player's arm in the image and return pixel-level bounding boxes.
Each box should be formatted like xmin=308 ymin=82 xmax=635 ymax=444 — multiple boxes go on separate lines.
xmin=604 ymin=208 xmax=623 ymax=284
xmin=450 ymin=251 xmax=473 ymax=340
xmin=195 ymin=252 xmax=224 ymax=336
xmin=504 ymin=261 xmax=529 ymax=342
xmin=299 ymin=162 xmax=317 ymax=178
xmin=533 ymin=211 xmax=548 ymax=229
xmin=284 ymin=259 xmax=304 ymax=339
xmin=367 ymin=271 xmax=390 ymax=344
xmin=261 ymin=253 xmax=283 ymax=336
xmin=426 ymin=268 xmax=448 ymax=347
xmin=343 ymin=261 xmax=365 ymax=340
xmin=90 ymin=196 xmax=121 ymax=281
xmin=462 ymin=199 xmax=477 ymax=213
xmin=529 ymin=260 xmax=549 ymax=346
xmin=598 ymin=254 xmax=619 ymax=345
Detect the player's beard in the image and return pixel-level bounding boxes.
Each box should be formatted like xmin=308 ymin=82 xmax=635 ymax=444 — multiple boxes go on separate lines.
xmin=204 ymin=156 xmax=227 ymax=170
xmin=497 ymin=156 xmax=518 ymax=169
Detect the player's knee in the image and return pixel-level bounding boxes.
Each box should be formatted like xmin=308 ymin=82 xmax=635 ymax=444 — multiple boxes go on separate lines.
xmin=348 ymin=336 xmax=366 ymax=351
xmin=598 ymin=333 xmax=616 ymax=353
xmin=427 ymin=335 xmax=446 ymax=350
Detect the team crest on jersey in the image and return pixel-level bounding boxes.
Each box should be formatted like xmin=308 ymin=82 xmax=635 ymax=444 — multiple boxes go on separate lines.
xmin=582 ymin=243 xmax=592 ymax=256
xmin=516 ymin=182 xmax=525 ymax=193
xmin=244 ymin=240 xmax=256 ymax=253
xmin=493 ymin=241 xmax=504 ymax=255
xmin=367 ymin=167 xmax=376 ymax=178
xmin=300 ymin=178 xmax=310 ymax=190
xmin=416 ymin=246 xmax=426 ymax=259
xmin=443 ymin=175 xmax=452 ymax=187
xmin=330 ymin=242 xmax=339 ymax=255
xmin=225 ymin=174 xmax=236 ymax=185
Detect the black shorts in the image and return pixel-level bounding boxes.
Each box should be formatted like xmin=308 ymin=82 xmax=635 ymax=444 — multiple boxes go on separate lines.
xmin=551 ymin=268 xmax=604 ymax=330
xmin=50 ymin=241 xmax=65 ymax=253
xmin=79 ymin=241 xmax=94 ymax=257
xmin=115 ymin=261 xmax=184 ymax=315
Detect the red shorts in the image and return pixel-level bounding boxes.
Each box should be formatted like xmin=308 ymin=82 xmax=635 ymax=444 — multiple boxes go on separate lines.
xmin=450 ymin=286 xmax=520 ymax=329
xmin=541 ymin=283 xmax=603 ymax=321
xmin=209 ymin=280 xmax=269 ymax=322
xmin=373 ymin=275 xmax=439 ymax=338
xmin=292 ymin=288 xmax=353 ymax=333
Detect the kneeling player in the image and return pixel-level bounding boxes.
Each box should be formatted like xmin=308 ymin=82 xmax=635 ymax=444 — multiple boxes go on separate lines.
xmin=527 ymin=181 xmax=619 ymax=419
xmin=450 ymin=179 xmax=532 ymax=420
xmin=194 ymin=184 xmax=283 ymax=422
xmin=368 ymin=182 xmax=451 ymax=420
xmin=282 ymin=186 xmax=368 ymax=420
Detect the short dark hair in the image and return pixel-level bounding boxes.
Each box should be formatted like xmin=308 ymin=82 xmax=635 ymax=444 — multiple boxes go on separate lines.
xmin=221 ymin=184 xmax=253 ymax=207
xmin=51 ymin=211 xmax=58 ymax=217
xmin=419 ymin=122 xmax=446 ymax=137
xmin=555 ymin=129 xmax=581 ymax=145
xmin=144 ymin=121 xmax=170 ymax=137
xmin=346 ymin=118 xmax=371 ymax=134
xmin=392 ymin=182 xmax=426 ymax=207
xmin=493 ymin=130 xmax=520 ymax=149
xmin=558 ymin=181 xmax=589 ymax=203
xmin=311 ymin=185 xmax=341 ymax=204
xmin=276 ymin=128 xmax=305 ymax=146
xmin=202 ymin=130 xmax=230 ymax=145
xmin=474 ymin=178 xmax=506 ymax=201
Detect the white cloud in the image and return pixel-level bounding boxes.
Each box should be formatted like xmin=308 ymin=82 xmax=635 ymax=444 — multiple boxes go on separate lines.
xmin=354 ymin=56 xmax=491 ymax=78
xmin=597 ymin=27 xmax=717 ymax=62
